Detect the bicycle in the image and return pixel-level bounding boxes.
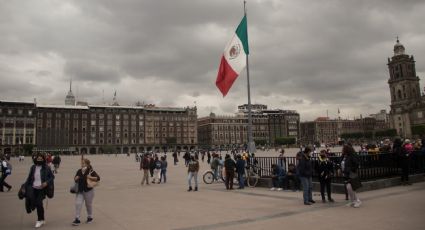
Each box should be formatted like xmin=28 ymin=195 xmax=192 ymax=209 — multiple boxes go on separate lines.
xmin=245 ymin=164 xmax=260 ymax=187
xmin=203 ymin=166 xmax=224 ymax=184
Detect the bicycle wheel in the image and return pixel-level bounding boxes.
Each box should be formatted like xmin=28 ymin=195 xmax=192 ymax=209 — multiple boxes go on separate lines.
xmin=203 ymin=171 xmax=214 ymax=184
xmin=247 ymin=170 xmax=259 ymax=187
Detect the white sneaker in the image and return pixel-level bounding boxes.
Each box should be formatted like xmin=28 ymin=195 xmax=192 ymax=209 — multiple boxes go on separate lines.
xmin=345 ymin=201 xmax=354 ymax=207
xmin=270 ymin=187 xmax=276 ymax=191
xmin=353 ymin=200 xmax=362 ymax=208
xmin=35 ymin=221 xmax=45 ymax=228
xmin=277 ymin=188 xmax=282 ymax=191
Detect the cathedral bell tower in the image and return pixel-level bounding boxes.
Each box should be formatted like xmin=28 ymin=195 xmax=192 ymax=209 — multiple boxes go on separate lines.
xmin=388 ymin=38 xmax=422 ymax=137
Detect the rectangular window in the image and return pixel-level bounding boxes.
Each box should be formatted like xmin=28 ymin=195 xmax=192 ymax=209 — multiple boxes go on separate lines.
xmin=418 ymin=111 xmax=423 ymax=119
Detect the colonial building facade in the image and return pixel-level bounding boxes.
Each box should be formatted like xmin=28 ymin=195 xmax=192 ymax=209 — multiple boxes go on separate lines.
xmin=0 ymin=101 xmax=36 ymax=155
xmin=198 ymin=104 xmax=300 ymax=148
xmin=300 ymin=117 xmax=389 ymax=145
xmin=0 ymin=100 xmax=197 ymax=155
xmin=387 ymin=39 xmax=425 ymax=137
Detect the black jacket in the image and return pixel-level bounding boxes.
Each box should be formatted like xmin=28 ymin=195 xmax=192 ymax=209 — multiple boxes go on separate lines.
xmin=342 ymin=154 xmax=359 ymax=178
xmin=25 ymin=164 xmax=55 ymax=191
xmin=74 ymin=168 xmax=100 ymax=193
xmin=316 ymin=158 xmax=334 ymax=179
xmin=235 ymin=159 xmax=246 ymax=174
xmin=297 ymin=154 xmax=313 ymax=177
xmin=224 ymin=158 xmax=236 ymax=172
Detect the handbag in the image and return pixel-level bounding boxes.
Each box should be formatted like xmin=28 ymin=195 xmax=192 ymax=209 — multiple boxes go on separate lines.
xmin=86 ymin=170 xmax=99 ymax=188
xmin=70 ymin=182 xmax=79 ymax=194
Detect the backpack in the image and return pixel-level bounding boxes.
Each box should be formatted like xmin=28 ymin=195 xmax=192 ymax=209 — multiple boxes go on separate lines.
xmin=155 ymin=161 xmax=162 ymax=169
xmin=4 ymin=161 xmax=12 ymax=175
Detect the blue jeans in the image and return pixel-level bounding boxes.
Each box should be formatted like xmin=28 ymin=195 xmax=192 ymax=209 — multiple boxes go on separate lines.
xmin=238 ymin=172 xmax=245 ymax=188
xmin=188 ymin=172 xmax=198 ymax=188
xmin=300 ymin=176 xmax=313 ymax=203
xmin=160 ymin=169 xmax=167 ymax=183
xmin=272 ymin=176 xmax=284 ymax=188
xmin=213 ymin=168 xmax=219 ymax=181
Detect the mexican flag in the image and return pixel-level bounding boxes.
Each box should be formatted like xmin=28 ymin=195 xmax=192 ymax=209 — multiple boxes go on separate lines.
xmin=216 ymin=15 xmax=249 ymax=97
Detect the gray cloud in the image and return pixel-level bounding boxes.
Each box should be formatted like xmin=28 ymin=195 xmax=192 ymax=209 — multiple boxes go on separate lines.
xmin=1 ymin=0 xmax=425 ymax=121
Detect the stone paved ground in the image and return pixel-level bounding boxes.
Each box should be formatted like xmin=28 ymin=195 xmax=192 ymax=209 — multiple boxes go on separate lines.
xmin=0 ymin=154 xmax=424 ymax=230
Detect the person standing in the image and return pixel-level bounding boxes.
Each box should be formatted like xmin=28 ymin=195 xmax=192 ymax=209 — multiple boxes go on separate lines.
xmin=159 ymin=156 xmax=168 ymax=183
xmin=317 ymin=150 xmax=335 ymax=203
xmin=393 ymin=138 xmax=411 ymax=185
xmin=278 ymin=149 xmax=286 ymax=170
xmin=297 ymin=147 xmax=315 ymax=205
xmin=24 ymin=153 xmax=55 ymax=228
xmin=207 ymin=151 xmax=211 ymax=164
xmin=235 ymin=155 xmax=246 ymax=189
xmin=187 ymin=155 xmax=200 ymax=191
xmin=0 ymin=155 xmax=12 ymax=192
xmin=140 ymin=154 xmax=150 ymax=185
xmin=342 ymin=145 xmax=362 ymax=208
xmin=224 ymin=154 xmax=236 ymax=190
xmin=72 ymin=158 xmax=100 ymax=226
xmin=210 ymin=153 xmax=220 ymax=182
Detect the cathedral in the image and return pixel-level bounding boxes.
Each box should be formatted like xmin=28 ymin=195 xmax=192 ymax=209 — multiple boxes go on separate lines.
xmin=388 ymin=39 xmax=425 ymax=138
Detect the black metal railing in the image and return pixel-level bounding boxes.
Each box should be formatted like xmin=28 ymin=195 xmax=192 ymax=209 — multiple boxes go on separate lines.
xmin=253 ymin=151 xmax=425 ymax=183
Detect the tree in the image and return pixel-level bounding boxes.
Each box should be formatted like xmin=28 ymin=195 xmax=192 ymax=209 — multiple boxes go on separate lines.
xmin=103 ymin=145 xmax=115 ymax=154
xmin=275 ymin=137 xmax=296 ymax=146
xmin=254 ymin=139 xmax=267 ymax=146
xmin=375 ymin=129 xmax=397 ymax=138
xmin=412 ymin=125 xmax=425 ymax=136
xmin=22 ymin=144 xmax=34 ymax=156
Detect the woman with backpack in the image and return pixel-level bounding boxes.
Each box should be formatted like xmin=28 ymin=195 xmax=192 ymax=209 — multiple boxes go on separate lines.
xmin=0 ymin=155 xmax=12 ymax=192
xmin=24 ymin=153 xmax=55 ymax=228
xmin=72 ymin=158 xmax=100 ymax=226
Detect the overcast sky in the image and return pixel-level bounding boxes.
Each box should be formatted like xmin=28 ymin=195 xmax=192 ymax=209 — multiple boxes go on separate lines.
xmin=1 ymin=0 xmax=425 ymax=121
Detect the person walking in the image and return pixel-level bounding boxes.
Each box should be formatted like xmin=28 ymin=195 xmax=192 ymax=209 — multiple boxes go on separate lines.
xmin=317 ymin=150 xmax=334 ymax=203
xmin=140 ymin=154 xmax=150 ymax=185
xmin=159 ymin=156 xmax=168 ymax=183
xmin=297 ymin=147 xmax=315 ymax=205
xmin=235 ymin=154 xmax=246 ymax=189
xmin=172 ymin=151 xmax=178 ymax=165
xmin=0 ymin=155 xmax=12 ymax=192
xmin=72 ymin=158 xmax=100 ymax=226
xmin=224 ymin=154 xmax=236 ymax=190
xmin=24 ymin=153 xmax=55 ymax=228
xmin=52 ymin=154 xmax=61 ymax=174
xmin=187 ymin=155 xmax=199 ymax=191
xmin=342 ymin=145 xmax=362 ymax=208
xmin=152 ymin=156 xmax=162 ymax=184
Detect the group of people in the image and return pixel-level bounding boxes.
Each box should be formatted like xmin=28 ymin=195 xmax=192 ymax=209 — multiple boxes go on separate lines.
xmin=139 ymin=153 xmax=168 ymax=185
xmin=5 ymin=153 xmax=100 ymax=228
xmin=270 ymin=145 xmax=362 ymax=207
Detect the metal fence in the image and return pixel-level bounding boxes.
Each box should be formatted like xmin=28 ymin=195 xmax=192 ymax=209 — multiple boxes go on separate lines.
xmin=253 ymin=151 xmax=425 ymax=183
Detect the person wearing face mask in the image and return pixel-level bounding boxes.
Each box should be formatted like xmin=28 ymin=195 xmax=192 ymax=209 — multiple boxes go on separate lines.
xmin=24 ymin=153 xmax=55 ymax=228
xmin=187 ymin=154 xmax=199 ymax=191
xmin=72 ymin=158 xmax=100 ymax=226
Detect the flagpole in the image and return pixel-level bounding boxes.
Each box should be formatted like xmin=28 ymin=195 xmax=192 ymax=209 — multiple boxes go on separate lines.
xmin=244 ymin=1 xmax=255 ymax=155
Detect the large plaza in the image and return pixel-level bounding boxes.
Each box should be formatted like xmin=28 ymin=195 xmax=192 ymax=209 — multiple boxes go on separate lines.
xmin=0 ymin=153 xmax=424 ymax=230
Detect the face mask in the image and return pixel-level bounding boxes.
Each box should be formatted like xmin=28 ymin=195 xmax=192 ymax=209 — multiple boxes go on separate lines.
xmin=82 ymin=166 xmax=87 ymax=171
xmin=35 ymin=160 xmax=44 ymax=165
